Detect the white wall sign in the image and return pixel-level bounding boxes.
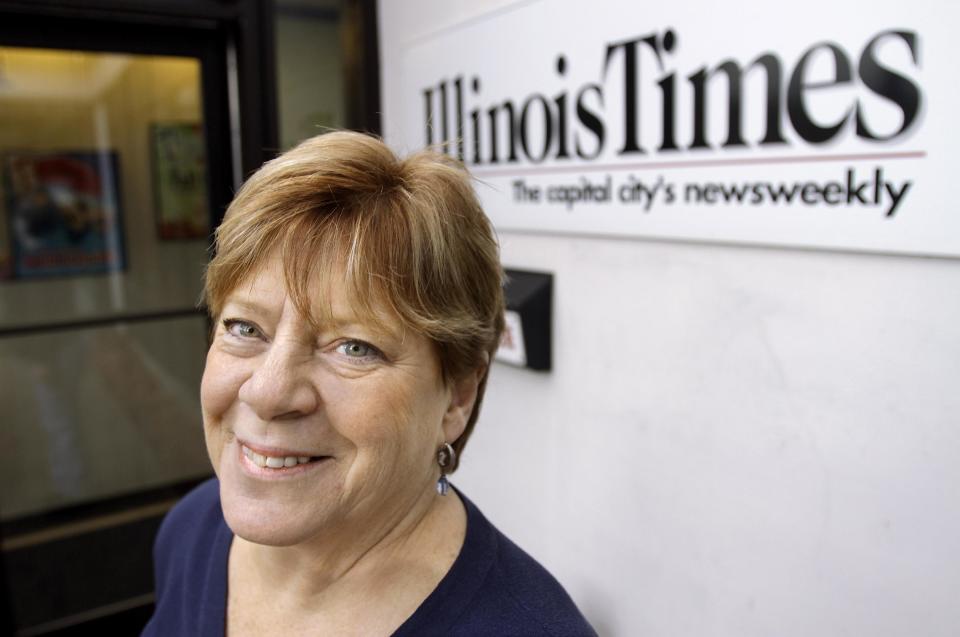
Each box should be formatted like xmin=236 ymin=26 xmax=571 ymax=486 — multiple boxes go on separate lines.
xmin=391 ymin=0 xmax=958 ymax=258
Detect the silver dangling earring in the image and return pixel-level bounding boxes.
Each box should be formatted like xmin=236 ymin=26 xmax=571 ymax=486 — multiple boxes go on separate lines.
xmin=436 ymin=442 xmax=456 ymax=496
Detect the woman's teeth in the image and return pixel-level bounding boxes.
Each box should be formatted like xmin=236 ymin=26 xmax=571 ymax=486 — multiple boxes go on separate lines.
xmin=242 ymin=445 xmax=312 ymax=469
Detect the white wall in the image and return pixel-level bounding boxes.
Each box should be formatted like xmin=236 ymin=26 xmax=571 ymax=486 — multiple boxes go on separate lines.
xmin=379 ymin=3 xmax=960 ymax=635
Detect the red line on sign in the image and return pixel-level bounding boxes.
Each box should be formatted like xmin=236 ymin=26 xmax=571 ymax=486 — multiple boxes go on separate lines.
xmin=469 ymin=150 xmax=927 ymax=178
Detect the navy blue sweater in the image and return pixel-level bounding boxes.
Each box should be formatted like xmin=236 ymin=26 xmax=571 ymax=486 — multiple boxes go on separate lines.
xmin=143 ymin=479 xmax=596 ymax=636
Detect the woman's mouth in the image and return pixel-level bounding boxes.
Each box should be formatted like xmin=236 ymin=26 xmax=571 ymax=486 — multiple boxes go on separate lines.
xmin=240 ymin=443 xmax=326 ymax=470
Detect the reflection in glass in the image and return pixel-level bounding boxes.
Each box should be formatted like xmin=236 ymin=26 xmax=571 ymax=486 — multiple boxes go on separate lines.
xmin=0 ymin=47 xmax=215 ymax=521
xmin=0 ymin=47 xmax=210 ymax=328
xmin=0 ymin=317 xmax=211 ymax=520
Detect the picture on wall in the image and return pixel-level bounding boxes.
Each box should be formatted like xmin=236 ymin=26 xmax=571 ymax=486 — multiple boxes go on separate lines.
xmin=150 ymin=123 xmax=210 ymax=240
xmin=2 ymin=151 xmax=126 ymax=279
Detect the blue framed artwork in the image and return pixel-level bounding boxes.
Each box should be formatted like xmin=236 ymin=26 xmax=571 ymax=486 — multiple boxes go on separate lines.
xmin=2 ymin=151 xmax=126 ymax=279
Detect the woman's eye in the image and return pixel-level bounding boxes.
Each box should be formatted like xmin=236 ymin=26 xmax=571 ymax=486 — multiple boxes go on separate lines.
xmin=223 ymin=319 xmax=262 ymax=339
xmin=339 ymin=340 xmax=380 ymax=359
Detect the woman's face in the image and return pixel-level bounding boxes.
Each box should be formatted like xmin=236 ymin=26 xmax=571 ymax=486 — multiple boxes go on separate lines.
xmin=201 ymin=254 xmax=467 ymax=547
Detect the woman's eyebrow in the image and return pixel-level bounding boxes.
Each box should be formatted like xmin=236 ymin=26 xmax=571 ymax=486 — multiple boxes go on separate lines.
xmin=312 ymin=302 xmax=402 ymax=338
xmin=220 ymin=298 xmax=278 ymax=319
xmin=323 ymin=315 xmax=401 ymax=341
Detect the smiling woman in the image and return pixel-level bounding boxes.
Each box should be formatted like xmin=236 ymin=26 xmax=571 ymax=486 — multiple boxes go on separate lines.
xmin=203 ymin=253 xmax=459 ymax=553
xmin=142 ymin=131 xmax=596 ymax=636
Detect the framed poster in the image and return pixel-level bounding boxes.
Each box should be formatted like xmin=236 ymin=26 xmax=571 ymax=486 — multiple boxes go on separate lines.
xmin=2 ymin=151 xmax=126 ymax=279
xmin=150 ymin=123 xmax=209 ymax=240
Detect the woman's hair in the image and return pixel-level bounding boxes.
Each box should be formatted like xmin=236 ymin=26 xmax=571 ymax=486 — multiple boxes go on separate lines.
xmin=203 ymin=131 xmax=504 ymax=471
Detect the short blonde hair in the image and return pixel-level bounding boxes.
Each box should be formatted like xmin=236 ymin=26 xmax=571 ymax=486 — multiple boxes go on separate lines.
xmin=204 ymin=131 xmax=504 ymax=471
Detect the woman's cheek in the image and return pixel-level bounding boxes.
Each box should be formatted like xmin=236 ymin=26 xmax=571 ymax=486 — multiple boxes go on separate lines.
xmin=200 ymin=349 xmax=243 ymax=423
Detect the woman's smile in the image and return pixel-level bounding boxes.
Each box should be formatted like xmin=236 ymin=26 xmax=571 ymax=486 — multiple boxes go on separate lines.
xmin=235 ymin=440 xmax=332 ymax=478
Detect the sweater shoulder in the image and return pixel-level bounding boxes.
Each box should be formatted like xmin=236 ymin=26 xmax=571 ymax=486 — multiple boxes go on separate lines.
xmin=144 ymin=477 xmax=225 ymax=636
xmin=454 ymin=499 xmax=597 ymax=636
xmin=153 ymin=477 xmax=222 ymax=569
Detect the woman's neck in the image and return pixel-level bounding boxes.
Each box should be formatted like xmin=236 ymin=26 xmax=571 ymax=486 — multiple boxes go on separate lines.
xmin=227 ymin=486 xmax=467 ymax=635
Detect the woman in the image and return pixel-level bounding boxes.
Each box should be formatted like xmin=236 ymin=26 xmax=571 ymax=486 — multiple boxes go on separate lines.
xmin=144 ymin=132 xmax=595 ymax=636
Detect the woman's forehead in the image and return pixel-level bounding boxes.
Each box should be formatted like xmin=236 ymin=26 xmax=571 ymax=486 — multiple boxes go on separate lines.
xmin=225 ymin=254 xmax=403 ymax=338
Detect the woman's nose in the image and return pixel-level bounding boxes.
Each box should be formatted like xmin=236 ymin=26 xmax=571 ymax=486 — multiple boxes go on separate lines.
xmin=237 ymin=342 xmax=318 ymax=421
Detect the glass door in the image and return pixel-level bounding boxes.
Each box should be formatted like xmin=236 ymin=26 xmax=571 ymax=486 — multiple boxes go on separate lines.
xmin=0 ymin=47 xmax=214 ymax=520
xmin=0 ymin=8 xmax=242 ymax=633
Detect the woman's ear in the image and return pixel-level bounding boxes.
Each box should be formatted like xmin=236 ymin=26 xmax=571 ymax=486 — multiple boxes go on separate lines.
xmin=441 ymin=353 xmax=489 ymax=443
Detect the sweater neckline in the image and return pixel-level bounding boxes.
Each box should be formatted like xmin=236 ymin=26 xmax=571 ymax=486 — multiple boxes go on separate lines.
xmin=209 ymin=485 xmax=497 ymax=636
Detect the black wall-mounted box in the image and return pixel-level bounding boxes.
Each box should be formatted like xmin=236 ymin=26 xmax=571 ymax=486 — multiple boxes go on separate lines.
xmin=497 ymin=269 xmax=552 ymax=371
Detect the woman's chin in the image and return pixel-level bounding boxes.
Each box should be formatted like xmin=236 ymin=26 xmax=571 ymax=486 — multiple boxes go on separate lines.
xmin=226 ymin=518 xmax=305 ymax=547
xmin=220 ymin=487 xmax=325 ymax=547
